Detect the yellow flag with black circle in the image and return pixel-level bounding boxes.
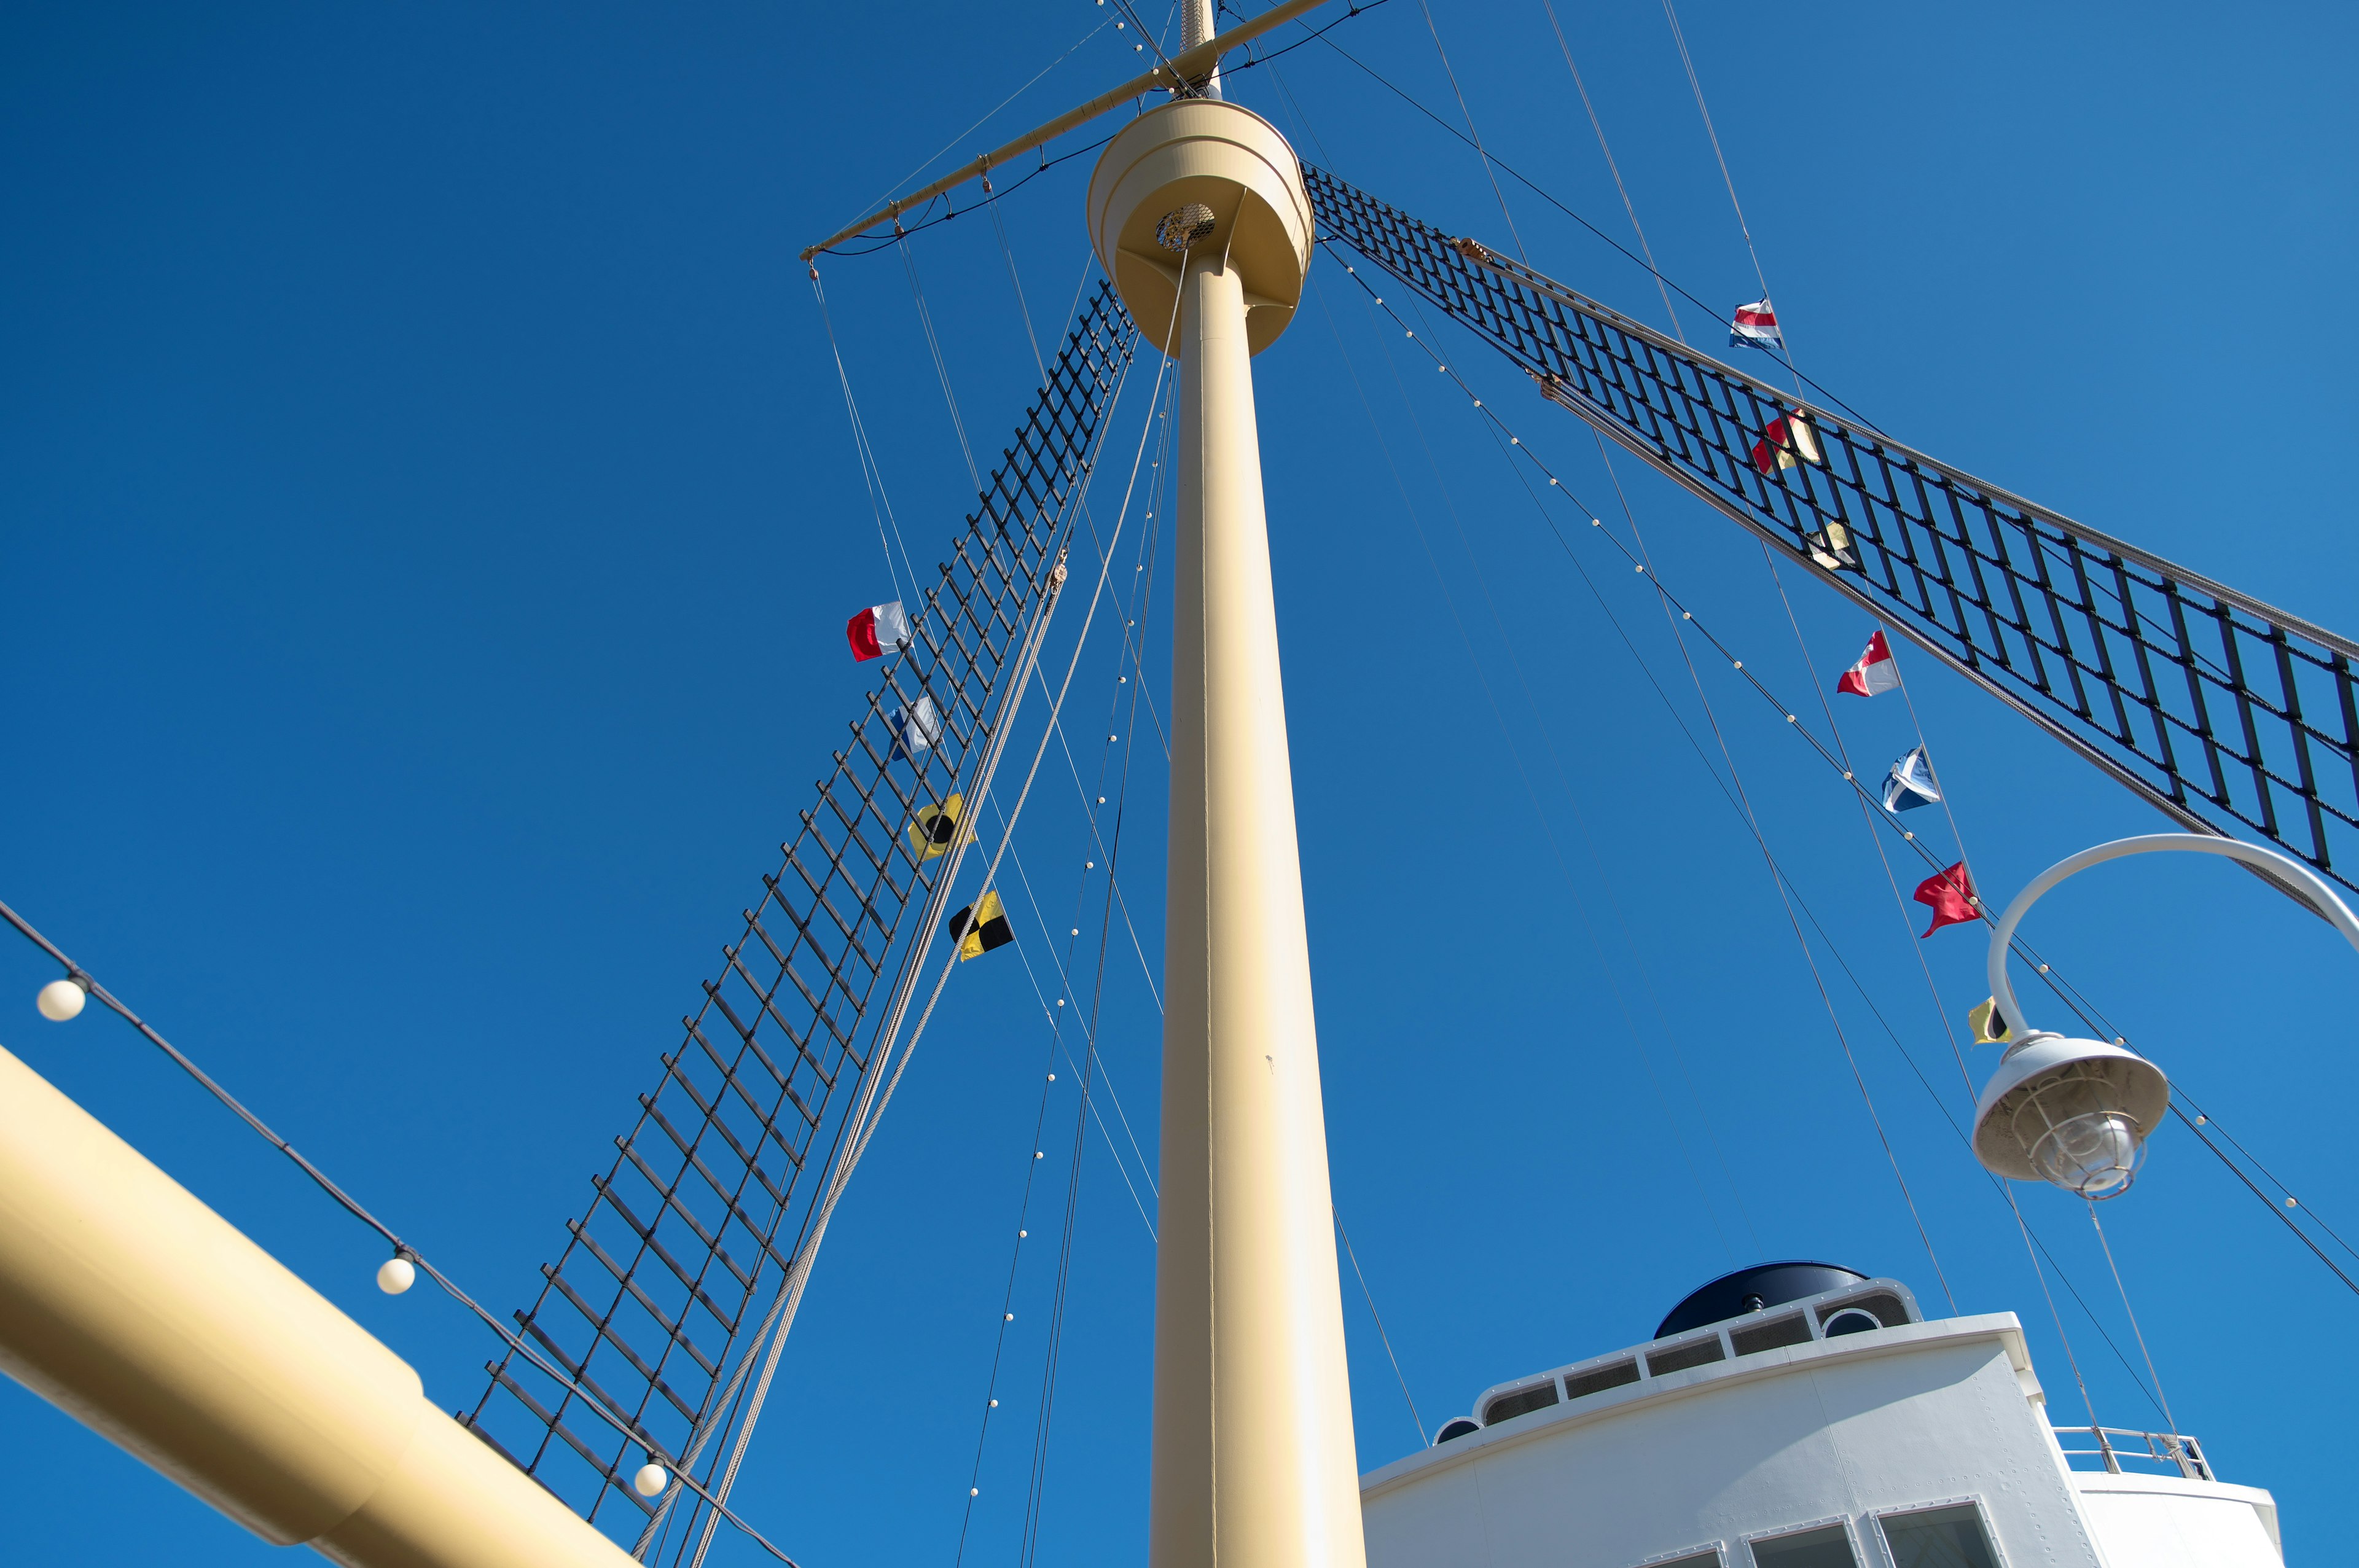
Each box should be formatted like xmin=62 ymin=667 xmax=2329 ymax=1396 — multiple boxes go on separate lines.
xmin=909 ymin=794 xmax=970 ymax=862
xmin=1967 ymin=996 xmax=2011 ymax=1045
xmin=948 ymin=890 xmax=1012 ymax=961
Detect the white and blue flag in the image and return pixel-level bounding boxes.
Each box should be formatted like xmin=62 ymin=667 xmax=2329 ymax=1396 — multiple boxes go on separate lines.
xmin=1881 ymin=744 xmax=1942 ymax=813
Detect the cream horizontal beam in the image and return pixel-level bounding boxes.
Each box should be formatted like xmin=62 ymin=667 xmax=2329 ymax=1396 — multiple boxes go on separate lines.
xmin=0 ymin=1042 xmax=638 ymax=1568
xmin=799 ymin=0 xmax=1336 ymax=262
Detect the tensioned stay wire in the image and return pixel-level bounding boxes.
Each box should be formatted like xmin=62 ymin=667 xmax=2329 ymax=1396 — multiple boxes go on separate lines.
xmin=1336 ymin=248 xmax=2345 ymax=1373
xmin=0 ymin=895 xmax=809 ymax=1567
xmin=1273 ymin=50 xmax=1759 ymax=1261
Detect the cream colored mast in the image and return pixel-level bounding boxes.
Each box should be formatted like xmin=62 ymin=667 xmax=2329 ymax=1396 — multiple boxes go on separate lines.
xmin=1085 ymin=9 xmax=1369 ymax=1566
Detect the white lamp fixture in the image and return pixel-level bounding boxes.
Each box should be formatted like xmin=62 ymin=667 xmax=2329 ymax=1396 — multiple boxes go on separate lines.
xmin=37 ymin=977 xmax=88 ymax=1021
xmin=1974 ymin=832 xmax=2359 ymax=1196
xmin=375 ymin=1255 xmax=416 ymax=1295
xmin=632 ymin=1462 xmax=669 ymax=1498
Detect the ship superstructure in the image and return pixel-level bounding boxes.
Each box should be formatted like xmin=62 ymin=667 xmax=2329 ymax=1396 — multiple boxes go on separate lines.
xmin=1370 ymin=1264 xmax=2280 ymax=1568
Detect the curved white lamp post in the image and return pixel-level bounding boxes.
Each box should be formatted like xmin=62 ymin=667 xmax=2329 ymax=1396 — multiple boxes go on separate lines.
xmin=1974 ymin=833 xmax=2359 ymax=1197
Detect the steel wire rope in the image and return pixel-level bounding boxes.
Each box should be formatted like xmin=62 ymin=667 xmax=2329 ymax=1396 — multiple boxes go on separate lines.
xmin=1345 ymin=340 xmax=2165 ymax=1418
xmin=813 ymin=268 xmax=921 ymax=600
xmin=1333 ymin=251 xmax=2355 ymax=1349
xmin=1323 ymin=249 xmax=2224 ymax=1045
xmin=675 ymin=512 xmax=1082 ymax=1568
xmin=1298 ymin=33 xmax=1880 ymax=434
xmin=1656 ymin=0 xmax=1773 ymax=322
xmin=1358 ymin=270 xmax=1962 ymax=1313
xmin=955 ymin=404 xmax=1173 ymax=1564
xmin=1275 ymin=51 xmax=1761 ymax=1260
xmin=1312 ymin=33 xmax=1953 ymax=1292
xmin=1313 ymin=281 xmax=2177 ymax=1408
xmin=985 ymin=818 xmax=1159 ymax=1235
xmin=818 ymin=132 xmax=1121 ymax=258
xmin=679 ymin=267 xmax=1184 ymax=1567
xmin=0 ymin=895 xmax=810 ymax=1567
xmin=1211 ymin=0 xmax=1393 ymax=74
xmin=1356 ymin=72 xmax=1941 ymax=1289
xmin=1310 ymin=270 xmax=1745 ymax=1264
xmin=1018 ymin=606 xmax=1146 ymax=1568
xmin=1413 ymin=0 xmax=1527 ymax=263
xmin=1539 ymin=0 xmax=1683 ymax=341
xmin=977 ymin=375 xmax=1180 ymax=1218
xmin=847 ymin=17 xmax=1114 ymax=233
xmin=2084 ymin=1198 xmax=2180 ymax=1437
xmin=1335 ymin=1205 xmax=1426 ymax=1446
xmin=980 ymin=464 xmax=1170 ymax=1238
xmin=900 ymin=235 xmax=984 ymax=494
xmin=1770 ymin=581 xmax=2122 ymax=1427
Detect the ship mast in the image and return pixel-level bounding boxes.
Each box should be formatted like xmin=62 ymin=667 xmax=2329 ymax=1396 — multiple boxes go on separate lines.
xmin=1089 ymin=7 xmax=1371 ymax=1568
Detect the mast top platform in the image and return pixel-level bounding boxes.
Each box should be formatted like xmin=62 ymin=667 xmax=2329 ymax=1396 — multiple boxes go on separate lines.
xmin=1085 ymin=98 xmax=1310 ymax=357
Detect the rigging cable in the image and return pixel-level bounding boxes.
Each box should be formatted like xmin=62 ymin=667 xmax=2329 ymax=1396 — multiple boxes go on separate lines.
xmin=0 ymin=895 xmax=808 ymax=1568
xmin=1335 ymin=252 xmax=2345 ymax=1365
xmin=1336 ymin=1205 xmax=1426 ymax=1447
xmin=900 ymin=235 xmax=984 ymax=494
xmin=812 ymin=268 xmax=920 ymax=601
xmin=689 ymin=254 xmax=1184 ymax=1562
xmin=1313 ymin=270 xmax=1746 ymax=1263
xmin=1538 ymin=0 xmax=1683 ymax=341
xmin=2085 ymin=1197 xmax=2181 ymax=1435
xmin=1413 ymin=0 xmax=1527 ymax=262
xmin=1279 ymin=58 xmax=1761 ymax=1261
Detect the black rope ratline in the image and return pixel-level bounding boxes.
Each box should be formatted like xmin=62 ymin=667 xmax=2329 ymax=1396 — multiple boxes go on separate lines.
xmin=0 ymin=896 xmax=807 ymax=1564
xmin=813 ymin=1 xmax=1393 ymax=261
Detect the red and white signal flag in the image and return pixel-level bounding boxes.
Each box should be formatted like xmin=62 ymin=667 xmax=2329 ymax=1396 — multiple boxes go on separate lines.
xmin=846 ymin=599 xmax=910 ymax=662
xmin=1835 ymin=630 xmax=1899 ymax=698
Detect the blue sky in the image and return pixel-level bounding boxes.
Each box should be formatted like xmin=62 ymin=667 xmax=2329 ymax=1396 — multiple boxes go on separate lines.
xmin=4 ymin=2 xmax=2356 ymax=1564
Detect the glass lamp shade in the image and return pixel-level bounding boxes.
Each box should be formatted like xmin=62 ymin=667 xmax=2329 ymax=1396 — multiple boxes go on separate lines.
xmin=1973 ymin=1034 xmax=2170 ymax=1196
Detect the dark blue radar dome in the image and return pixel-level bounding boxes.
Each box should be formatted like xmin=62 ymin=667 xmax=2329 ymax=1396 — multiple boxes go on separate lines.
xmin=1655 ymin=1262 xmax=1871 ymax=1339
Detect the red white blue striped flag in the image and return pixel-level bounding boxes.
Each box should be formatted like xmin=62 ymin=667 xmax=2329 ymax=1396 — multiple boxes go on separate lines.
xmin=1729 ymin=299 xmax=1783 ymax=351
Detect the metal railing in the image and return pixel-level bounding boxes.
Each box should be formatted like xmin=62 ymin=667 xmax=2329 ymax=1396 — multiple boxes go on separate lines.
xmin=2052 ymin=1424 xmax=2213 ymax=1480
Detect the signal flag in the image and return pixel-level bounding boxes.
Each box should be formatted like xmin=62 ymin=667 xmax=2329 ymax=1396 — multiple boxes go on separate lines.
xmin=909 ymin=794 xmax=969 ymax=862
xmin=847 ymin=599 xmax=910 ymax=662
xmin=1836 ymin=630 xmax=1900 ymax=698
xmin=949 ymin=891 xmax=1014 ymax=961
xmin=1914 ymin=861 xmax=1978 ymax=937
xmin=1730 ymin=299 xmax=1783 ymax=351
xmin=1968 ymin=997 xmax=2013 ymax=1045
xmin=1881 ymin=746 xmax=1942 ymax=814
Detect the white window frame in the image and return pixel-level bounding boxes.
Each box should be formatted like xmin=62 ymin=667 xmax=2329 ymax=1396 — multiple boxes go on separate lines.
xmin=1740 ymin=1512 xmax=1866 ymax=1568
xmin=1624 ymin=1542 xmax=1727 ymax=1568
xmin=1866 ymin=1495 xmax=2009 ymax=1568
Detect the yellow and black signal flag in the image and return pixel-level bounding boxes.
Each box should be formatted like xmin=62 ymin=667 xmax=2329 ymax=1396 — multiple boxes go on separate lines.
xmin=948 ymin=890 xmax=1014 ymax=962
xmin=909 ymin=794 xmax=971 ymax=862
xmin=1967 ymin=996 xmax=2013 ymax=1045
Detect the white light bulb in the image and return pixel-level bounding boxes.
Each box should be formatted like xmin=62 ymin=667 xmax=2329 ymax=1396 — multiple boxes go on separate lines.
xmin=377 ymin=1257 xmax=416 ymax=1295
xmin=37 ymin=979 xmax=86 ymax=1021
xmin=633 ymin=1462 xmax=669 ymax=1498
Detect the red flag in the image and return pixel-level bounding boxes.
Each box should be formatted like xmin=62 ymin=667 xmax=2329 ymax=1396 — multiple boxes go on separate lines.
xmin=1914 ymin=861 xmax=1978 ymax=937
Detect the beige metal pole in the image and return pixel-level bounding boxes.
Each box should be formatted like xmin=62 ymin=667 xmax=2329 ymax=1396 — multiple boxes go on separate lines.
xmin=1087 ymin=100 xmax=1367 ymax=1568
xmin=0 ymin=1042 xmax=637 ymax=1568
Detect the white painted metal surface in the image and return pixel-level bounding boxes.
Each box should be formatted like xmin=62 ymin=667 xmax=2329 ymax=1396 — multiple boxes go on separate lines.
xmin=1359 ymin=1301 xmax=2283 ymax=1568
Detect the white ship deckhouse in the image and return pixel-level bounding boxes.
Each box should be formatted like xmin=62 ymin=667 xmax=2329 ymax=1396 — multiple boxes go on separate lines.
xmin=1362 ymin=1265 xmax=2282 ymax=1568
